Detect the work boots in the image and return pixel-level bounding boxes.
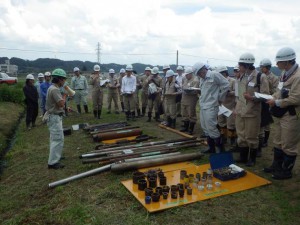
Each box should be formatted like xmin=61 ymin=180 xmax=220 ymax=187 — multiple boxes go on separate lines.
xmin=263 ymin=147 xmax=284 ymax=173
xmin=166 ymin=117 xmax=172 ymax=127
xmin=93 ymin=110 xmax=97 ymax=118
xmin=257 ymin=137 xmax=264 ymax=157
xmin=142 ymin=107 xmax=146 ymax=117
xmin=121 ymin=102 xmax=125 ymax=112
xmin=262 ymin=131 xmax=270 ymax=147
xmin=188 ymin=122 xmax=195 ymax=135
xmin=147 ymin=112 xmax=152 ymax=122
xmin=84 ymin=105 xmax=88 ymax=113
xmin=97 ymin=109 xmax=101 ymax=119
xmin=125 ymin=111 xmax=130 ymax=121
xmin=214 ymin=137 xmax=225 ymax=153
xmin=77 ymin=105 xmax=81 ymax=114
xmin=155 ymin=112 xmax=161 ymax=122
xmin=180 ymin=121 xmax=189 ymax=132
xmin=171 ymin=119 xmax=176 ymax=129
xmin=246 ymin=148 xmax=257 ymax=167
xmin=272 ymin=154 xmax=297 ymax=180
xmin=131 ymin=112 xmax=136 ymax=121
xmin=137 ymin=109 xmax=141 ymax=118
xmin=203 ymin=137 xmax=216 ymax=154
xmin=236 ymin=147 xmax=249 ymax=163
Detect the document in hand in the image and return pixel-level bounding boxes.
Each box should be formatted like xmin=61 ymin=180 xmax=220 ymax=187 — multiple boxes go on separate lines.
xmin=254 ymin=92 xmax=273 ymax=100
xmin=218 ymin=105 xmax=232 ymax=117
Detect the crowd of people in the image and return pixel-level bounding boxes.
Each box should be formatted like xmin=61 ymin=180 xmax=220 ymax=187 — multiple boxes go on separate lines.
xmin=22 ymin=47 xmax=300 ymax=180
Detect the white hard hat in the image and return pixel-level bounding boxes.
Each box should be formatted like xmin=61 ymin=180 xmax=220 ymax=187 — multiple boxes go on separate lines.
xmin=184 ymin=67 xmax=193 ymax=74
xmin=93 ymin=65 xmax=100 ymax=71
xmin=126 ymin=64 xmax=133 ymax=71
xmin=193 ymin=62 xmax=206 ymax=75
xmin=163 ymin=64 xmax=170 ymax=70
xmin=260 ymin=58 xmax=272 ymax=67
xmin=109 ymin=69 xmax=115 ymax=74
xmin=166 ymin=70 xmax=175 ymax=78
xmin=216 ymin=66 xmax=228 ymax=73
xmin=44 ymin=71 xmax=51 ymax=76
xmin=120 ymin=68 xmax=125 ymax=73
xmin=38 ymin=73 xmax=44 ymax=78
xmin=26 ymin=74 xmax=35 ymax=80
xmin=151 ymin=67 xmax=159 ymax=75
xmin=176 ymin=66 xmax=183 ymax=71
xmin=275 ymin=47 xmax=296 ymax=62
xmin=239 ymin=53 xmax=255 ymax=64
xmin=73 ymin=67 xmax=80 ymax=72
xmin=145 ymin=66 xmax=151 ymax=71
xmin=233 ymin=65 xmax=239 ymax=71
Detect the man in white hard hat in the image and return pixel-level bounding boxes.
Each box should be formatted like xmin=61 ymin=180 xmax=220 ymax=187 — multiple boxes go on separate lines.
xmin=71 ymin=67 xmax=89 ymax=114
xmin=145 ymin=67 xmax=163 ymax=122
xmin=35 ymin=73 xmax=45 ymax=117
xmin=216 ymin=66 xmax=236 ymax=150
xmin=180 ymin=67 xmax=200 ymax=134
xmin=118 ymin=68 xmax=126 ymax=112
xmin=176 ymin=66 xmax=184 ymax=117
xmin=235 ymin=53 xmax=269 ymax=167
xmin=265 ymin=47 xmax=300 ymax=179
xmin=140 ymin=67 xmax=152 ymax=116
xmin=258 ymin=59 xmax=279 ymax=149
xmin=40 ymin=72 xmax=52 ymax=115
xmin=90 ymin=64 xmax=103 ymax=119
xmin=107 ymin=69 xmax=120 ymax=114
xmin=23 ymin=74 xmax=39 ymax=130
xmin=121 ymin=64 xmax=137 ymax=120
xmin=161 ymin=64 xmax=171 ymax=125
xmin=194 ymin=62 xmax=229 ymax=154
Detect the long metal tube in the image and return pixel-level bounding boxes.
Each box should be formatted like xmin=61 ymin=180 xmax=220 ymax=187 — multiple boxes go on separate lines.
xmin=93 ymin=129 xmax=142 ymax=142
xmin=124 ymin=152 xmax=180 ymax=162
xmin=93 ymin=137 xmax=196 ymax=151
xmin=48 ymin=164 xmax=111 ymax=188
xmin=90 ymin=126 xmax=139 ymax=135
xmin=111 ymin=152 xmax=203 ymax=172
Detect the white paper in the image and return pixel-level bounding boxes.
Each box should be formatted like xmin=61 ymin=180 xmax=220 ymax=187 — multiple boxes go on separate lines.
xmin=218 ymin=105 xmax=232 ymax=117
xmin=72 ymin=124 xmax=79 ymax=130
xmin=187 ymin=87 xmax=200 ymax=90
xmin=100 ymin=79 xmax=110 ymax=86
xmin=254 ymin=92 xmax=273 ymax=100
xmin=234 ymin=81 xmax=239 ymax=97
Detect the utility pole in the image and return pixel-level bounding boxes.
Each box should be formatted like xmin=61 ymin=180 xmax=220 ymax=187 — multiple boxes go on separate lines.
xmin=176 ymin=50 xmax=179 ymax=66
xmin=96 ymin=42 xmax=101 ymax=64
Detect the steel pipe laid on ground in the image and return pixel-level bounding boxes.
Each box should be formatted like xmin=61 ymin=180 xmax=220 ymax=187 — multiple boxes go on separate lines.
xmin=93 ymin=129 xmax=142 ymax=142
xmin=48 ymin=164 xmax=111 ymax=188
xmin=111 ymin=152 xmax=203 ymax=172
xmin=89 ymin=126 xmax=139 ymax=135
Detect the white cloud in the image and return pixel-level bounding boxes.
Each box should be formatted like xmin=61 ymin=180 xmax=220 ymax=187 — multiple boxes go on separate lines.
xmin=0 ymin=0 xmax=300 ymax=67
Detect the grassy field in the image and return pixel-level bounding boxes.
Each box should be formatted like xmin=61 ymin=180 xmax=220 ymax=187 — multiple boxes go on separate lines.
xmin=0 ymin=96 xmax=299 ymax=225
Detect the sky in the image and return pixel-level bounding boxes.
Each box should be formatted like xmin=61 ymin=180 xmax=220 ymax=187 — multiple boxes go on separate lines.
xmin=1 ymin=0 xmax=300 ymax=68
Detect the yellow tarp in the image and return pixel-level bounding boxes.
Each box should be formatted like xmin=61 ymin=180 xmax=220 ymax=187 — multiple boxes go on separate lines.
xmin=121 ymin=162 xmax=271 ymax=213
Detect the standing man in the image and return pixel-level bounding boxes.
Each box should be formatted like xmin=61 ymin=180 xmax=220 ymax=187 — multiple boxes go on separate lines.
xmin=46 ymin=68 xmax=67 ymax=169
xmin=176 ymin=65 xmax=184 ymax=117
xmin=121 ymin=64 xmax=137 ymax=120
xmin=23 ymin=74 xmax=39 ymax=130
xmin=107 ymin=69 xmax=120 ymax=114
xmin=161 ymin=64 xmax=171 ymax=124
xmin=235 ymin=53 xmax=269 ymax=166
xmin=217 ymin=66 xmax=236 ymax=149
xmin=146 ymin=67 xmax=163 ymax=122
xmin=35 ymin=73 xmax=44 ymax=117
xmin=265 ymin=47 xmax=300 ymax=179
xmin=193 ymin=62 xmax=229 ymax=153
xmin=40 ymin=71 xmax=52 ymax=115
xmin=180 ymin=67 xmax=200 ymax=134
xmin=71 ymin=67 xmax=89 ymax=114
xmin=118 ymin=68 xmax=126 ymax=112
xmin=140 ymin=67 xmax=152 ymax=116
xmin=90 ymin=65 xmax=104 ymax=119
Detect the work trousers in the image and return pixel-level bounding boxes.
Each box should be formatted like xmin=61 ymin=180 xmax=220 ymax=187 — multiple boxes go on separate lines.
xmin=107 ymin=92 xmax=119 ymax=112
xmin=135 ymin=90 xmax=140 ymax=110
xmin=235 ymin=115 xmax=260 ymax=149
xmin=218 ymin=113 xmax=235 ymax=130
xmin=47 ymin=115 xmax=64 ymax=165
xmin=273 ymin=114 xmax=300 ymax=156
xmin=26 ymin=103 xmax=38 ymax=127
xmin=165 ymin=100 xmax=176 ymax=119
xmin=200 ymin=106 xmax=220 ymax=139
xmin=141 ymin=91 xmax=148 ymax=108
xmin=123 ymin=94 xmax=136 ymax=112
xmin=73 ymin=90 xmax=88 ymax=105
xmin=181 ymin=103 xmax=197 ymax=123
xmin=148 ymin=94 xmax=161 ymax=113
xmin=92 ymin=90 xmax=103 ymax=111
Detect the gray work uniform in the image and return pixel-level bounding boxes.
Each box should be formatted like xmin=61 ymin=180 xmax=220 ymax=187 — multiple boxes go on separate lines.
xmin=164 ymin=79 xmax=177 ymax=119
xmin=272 ymin=65 xmax=300 ymax=156
xmin=181 ymin=76 xmax=199 ymax=123
xmin=199 ymin=71 xmax=230 ymax=139
xmin=176 ymin=74 xmax=184 ymax=115
xmin=235 ymin=70 xmax=269 ymax=148
xmin=46 ymin=85 xmax=64 ymax=165
xmin=107 ymin=75 xmax=120 ymax=112
xmin=89 ymin=75 xmax=104 ymax=111
xmin=71 ymin=75 xmax=88 ymax=105
xmin=122 ymin=75 xmax=136 ymax=112
xmin=146 ymin=75 xmax=163 ymax=113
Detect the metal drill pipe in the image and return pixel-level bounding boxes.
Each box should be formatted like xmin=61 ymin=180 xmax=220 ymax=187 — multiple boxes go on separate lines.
xmin=90 ymin=126 xmax=139 ymax=135
xmin=111 ymin=152 xmax=203 ymax=172
xmin=93 ymin=129 xmax=143 ymax=142
xmin=84 ymin=122 xmax=129 ymax=132
xmin=93 ymin=137 xmax=196 ymax=151
xmin=48 ymin=164 xmax=111 ymax=188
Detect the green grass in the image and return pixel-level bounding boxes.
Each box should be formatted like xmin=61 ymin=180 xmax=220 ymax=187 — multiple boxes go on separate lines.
xmin=0 ymin=97 xmax=299 ymax=225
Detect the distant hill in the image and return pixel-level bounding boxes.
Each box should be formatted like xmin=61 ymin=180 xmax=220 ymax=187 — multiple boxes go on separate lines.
xmin=0 ymin=57 xmax=282 ymax=76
